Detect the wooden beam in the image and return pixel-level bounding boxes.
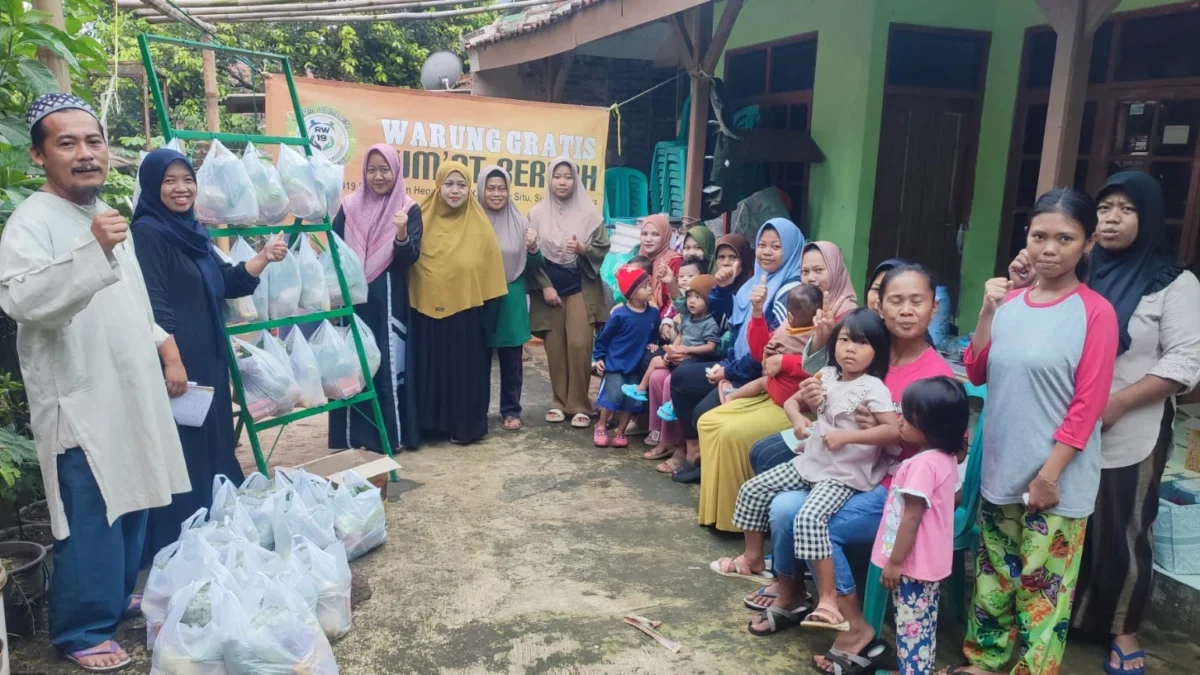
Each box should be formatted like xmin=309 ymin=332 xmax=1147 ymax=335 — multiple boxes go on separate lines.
xmin=1034 ymin=0 xmax=1119 ymax=194
xmin=700 ymin=0 xmax=743 ymax=76
xmin=683 ymin=4 xmax=712 ymax=222
xmin=202 ymin=37 xmax=221 ymax=134
xmin=137 ymin=0 xmax=218 ymax=32
xmin=670 ymin=14 xmax=696 ymax=68
xmin=31 ymin=0 xmax=70 ymax=92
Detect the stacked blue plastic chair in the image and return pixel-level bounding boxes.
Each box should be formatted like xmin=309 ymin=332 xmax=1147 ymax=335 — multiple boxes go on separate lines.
xmin=603 ymin=167 xmax=649 ymax=226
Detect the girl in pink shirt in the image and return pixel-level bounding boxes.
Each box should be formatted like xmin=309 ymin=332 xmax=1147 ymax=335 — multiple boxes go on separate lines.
xmin=872 ymin=376 xmax=970 ymax=675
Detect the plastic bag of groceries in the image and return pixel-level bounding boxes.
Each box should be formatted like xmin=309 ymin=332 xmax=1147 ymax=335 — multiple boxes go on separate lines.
xmin=268 ymin=487 xmax=336 ymax=559
xmin=224 ymin=573 xmax=338 ymax=675
xmin=232 ymin=337 xmax=301 ymax=420
xmin=219 ymin=537 xmax=318 ymax=612
xmin=289 ymin=536 xmax=352 ymax=639
xmin=229 ymin=237 xmax=269 ymax=322
xmin=212 ymin=475 xmax=274 ymax=550
xmin=309 ymin=151 xmax=344 ymax=221
xmin=256 ymin=332 xmax=293 ymax=376
xmin=262 ymin=243 xmax=301 ymax=319
xmin=319 ymin=232 xmax=368 ymax=307
xmin=283 ymin=328 xmax=328 ymax=409
xmin=277 ymin=145 xmax=326 ymax=222
xmin=337 ymin=315 xmax=381 ymax=380
xmin=212 ymin=245 xmax=258 ymax=325
xmin=309 ymin=320 xmax=363 ymax=400
xmin=330 ymin=469 xmax=386 ymax=560
xmin=294 ymin=235 xmax=331 ymax=313
xmin=144 ymin=533 xmax=233 ymax=646
xmin=134 ymin=138 xmax=184 ymax=210
xmin=150 ymin=578 xmax=239 ymax=675
xmin=242 ymin=142 xmax=290 ymax=224
xmin=195 ymin=139 xmax=259 ymax=226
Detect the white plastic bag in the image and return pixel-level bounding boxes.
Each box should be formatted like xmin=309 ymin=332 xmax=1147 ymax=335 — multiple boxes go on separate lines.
xmin=277 ymin=145 xmax=326 ymax=221
xmin=242 ymin=142 xmax=290 ymax=224
xmin=319 ymin=232 xmax=368 ymax=307
xmin=232 ymin=337 xmax=301 ymax=420
xmin=229 ymin=237 xmax=269 ymax=323
xmin=290 ymin=536 xmax=352 ymax=639
xmin=213 ymin=246 xmax=258 ymax=325
xmin=283 ymin=328 xmax=328 ymax=409
xmin=255 ymin=332 xmax=293 ymax=377
xmin=330 ymin=469 xmax=387 ymax=560
xmin=262 ymin=245 xmax=301 ymax=320
xmin=268 ymin=488 xmax=336 ymax=559
xmin=337 ymin=315 xmax=381 ymax=380
xmin=195 ymin=139 xmax=259 ymax=225
xmin=294 ymin=236 xmax=331 ymax=313
xmin=134 ymin=138 xmax=184 ymax=210
xmin=211 ymin=474 xmax=275 ymax=550
xmin=309 ymin=151 xmax=344 ymax=221
xmin=309 ymin=320 xmax=363 ymax=400
xmin=224 ymin=574 xmax=338 ymax=675
xmin=144 ymin=535 xmax=231 ymax=647
xmin=150 ymin=579 xmax=238 ymax=675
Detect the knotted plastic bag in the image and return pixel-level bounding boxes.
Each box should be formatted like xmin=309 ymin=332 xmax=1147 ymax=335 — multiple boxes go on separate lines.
xmin=224 ymin=573 xmax=338 ymax=675
xmin=268 ymin=487 xmax=336 ymax=559
xmin=337 ymin=315 xmax=380 ymax=380
xmin=144 ymin=533 xmax=232 ymax=647
xmin=277 ymin=145 xmax=326 ymax=221
xmin=150 ymin=578 xmax=239 ymax=675
xmin=232 ymin=337 xmax=301 ymax=420
xmin=195 ymin=139 xmax=258 ymax=225
xmin=211 ymin=474 xmax=275 ymax=550
xmin=262 ymin=243 xmax=301 ymax=320
xmin=309 ymin=320 xmax=363 ymax=400
xmin=319 ymin=232 xmax=368 ymax=307
xmin=309 ymin=151 xmax=344 ymax=222
xmin=294 ymin=235 xmax=331 ymax=313
xmin=330 ymin=469 xmax=387 ymax=560
xmin=289 ymin=536 xmax=352 ymax=640
xmin=283 ymin=328 xmax=328 ymax=409
xmin=242 ymin=142 xmax=290 ymax=224
xmin=213 ymin=245 xmax=258 ymax=325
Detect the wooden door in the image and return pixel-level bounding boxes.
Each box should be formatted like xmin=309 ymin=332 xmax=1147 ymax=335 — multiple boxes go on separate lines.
xmin=869 ymin=94 xmax=981 ymax=307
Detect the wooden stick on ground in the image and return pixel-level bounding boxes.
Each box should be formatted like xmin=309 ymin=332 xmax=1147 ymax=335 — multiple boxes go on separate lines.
xmin=622 ymin=615 xmax=680 ymax=653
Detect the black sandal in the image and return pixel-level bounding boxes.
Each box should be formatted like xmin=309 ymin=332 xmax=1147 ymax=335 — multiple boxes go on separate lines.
xmin=810 ymin=639 xmax=888 ymax=675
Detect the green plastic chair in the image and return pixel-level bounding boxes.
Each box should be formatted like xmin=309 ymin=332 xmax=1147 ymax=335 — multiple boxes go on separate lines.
xmin=863 ymin=382 xmax=987 ymax=634
xmin=604 ymin=167 xmax=649 ymax=225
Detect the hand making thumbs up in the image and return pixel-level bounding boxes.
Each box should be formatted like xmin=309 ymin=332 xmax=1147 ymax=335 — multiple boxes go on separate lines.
xmin=749 ymin=274 xmax=768 ymax=316
xmin=393 ymin=208 xmax=409 ymax=242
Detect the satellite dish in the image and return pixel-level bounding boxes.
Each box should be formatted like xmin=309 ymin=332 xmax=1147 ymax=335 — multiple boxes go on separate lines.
xmin=421 ymin=51 xmax=464 ymax=91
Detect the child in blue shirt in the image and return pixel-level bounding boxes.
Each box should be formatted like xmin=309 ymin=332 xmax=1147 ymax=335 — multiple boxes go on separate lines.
xmin=593 ymin=265 xmax=659 ymax=449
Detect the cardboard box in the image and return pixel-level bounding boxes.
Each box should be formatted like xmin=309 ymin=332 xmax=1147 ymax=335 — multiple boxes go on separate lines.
xmin=1185 ymin=418 xmax=1200 ymax=474
xmin=294 ymin=449 xmax=400 ymax=500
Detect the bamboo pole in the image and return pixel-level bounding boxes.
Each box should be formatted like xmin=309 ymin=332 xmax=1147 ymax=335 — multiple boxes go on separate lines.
xmin=143 ymin=0 xmax=533 ymax=23
xmin=129 ymin=0 xmax=491 ymax=15
xmin=137 ymin=0 xmax=218 ymax=32
xmin=31 ymin=0 xmax=70 ymax=91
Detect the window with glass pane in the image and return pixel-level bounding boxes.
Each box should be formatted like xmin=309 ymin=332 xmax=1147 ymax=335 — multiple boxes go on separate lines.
xmin=1115 ymin=102 xmax=1156 ymax=155
xmin=1154 ymin=99 xmax=1200 ymax=158
xmin=769 ymin=40 xmax=817 ymax=93
xmin=887 ymin=30 xmax=986 ymax=90
xmin=727 ymin=49 xmax=768 ymax=100
xmin=1023 ymin=104 xmax=1048 ymax=154
xmin=1023 ymin=24 xmax=1111 ymax=88
xmin=1116 ymin=12 xmax=1200 ymax=81
xmin=1149 ymin=162 xmax=1192 ymax=220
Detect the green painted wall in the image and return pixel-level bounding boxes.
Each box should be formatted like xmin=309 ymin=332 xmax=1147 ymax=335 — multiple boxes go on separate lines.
xmin=721 ymin=0 xmax=1184 ymax=330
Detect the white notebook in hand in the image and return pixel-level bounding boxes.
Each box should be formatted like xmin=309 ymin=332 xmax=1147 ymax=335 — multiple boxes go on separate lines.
xmin=170 ymin=383 xmax=215 ymax=427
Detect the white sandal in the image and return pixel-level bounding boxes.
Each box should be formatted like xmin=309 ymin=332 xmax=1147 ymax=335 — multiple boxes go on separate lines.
xmin=570 ymin=413 xmax=591 ymax=428
xmin=545 ymin=409 xmax=566 ymax=423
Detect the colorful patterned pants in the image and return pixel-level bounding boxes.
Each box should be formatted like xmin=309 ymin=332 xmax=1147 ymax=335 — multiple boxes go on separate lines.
xmin=894 ymin=576 xmax=940 ymax=675
xmin=964 ymin=501 xmax=1087 ymax=675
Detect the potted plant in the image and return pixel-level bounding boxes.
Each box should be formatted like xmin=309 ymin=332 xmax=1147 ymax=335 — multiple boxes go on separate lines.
xmin=0 ymin=539 xmax=46 ymax=637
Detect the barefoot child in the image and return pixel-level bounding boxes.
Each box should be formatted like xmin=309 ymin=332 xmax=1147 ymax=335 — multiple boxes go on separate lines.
xmin=715 ymin=309 xmax=897 ymax=633
xmin=593 ymin=265 xmax=660 ymax=448
xmin=624 ymin=274 xmax=721 ymax=402
xmin=873 ymin=376 xmax=969 ymax=675
xmin=723 ymin=284 xmax=822 ymax=403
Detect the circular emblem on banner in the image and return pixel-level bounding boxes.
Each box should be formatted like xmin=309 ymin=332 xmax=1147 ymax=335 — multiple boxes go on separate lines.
xmin=302 ymin=105 xmax=355 ymax=164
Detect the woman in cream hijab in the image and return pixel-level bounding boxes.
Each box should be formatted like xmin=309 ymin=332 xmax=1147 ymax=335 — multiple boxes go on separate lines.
xmin=410 ymin=161 xmax=507 ymax=444
xmin=528 ymin=158 xmax=611 ymax=428
xmin=478 ymin=165 xmax=543 ymax=431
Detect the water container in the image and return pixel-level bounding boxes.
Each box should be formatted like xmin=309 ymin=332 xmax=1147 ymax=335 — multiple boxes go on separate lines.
xmin=929 ymin=285 xmax=952 ymax=347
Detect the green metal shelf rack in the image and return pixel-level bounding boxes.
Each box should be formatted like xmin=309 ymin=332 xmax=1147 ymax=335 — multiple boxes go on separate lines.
xmin=138 ymin=33 xmax=396 ymax=476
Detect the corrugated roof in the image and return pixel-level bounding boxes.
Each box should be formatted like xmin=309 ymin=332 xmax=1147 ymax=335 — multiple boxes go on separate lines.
xmin=462 ymin=0 xmax=608 ymax=50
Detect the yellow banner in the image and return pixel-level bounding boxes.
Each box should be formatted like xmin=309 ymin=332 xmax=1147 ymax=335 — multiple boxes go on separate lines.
xmin=265 ymin=75 xmax=610 ymax=212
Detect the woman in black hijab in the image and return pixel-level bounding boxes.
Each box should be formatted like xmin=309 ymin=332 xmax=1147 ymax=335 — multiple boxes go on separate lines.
xmin=130 ymin=148 xmax=287 ymax=566
xmin=1012 ymin=171 xmax=1200 ymax=674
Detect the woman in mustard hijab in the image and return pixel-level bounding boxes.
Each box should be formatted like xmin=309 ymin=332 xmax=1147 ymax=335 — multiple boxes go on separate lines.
xmin=410 ymin=161 xmax=508 ymax=444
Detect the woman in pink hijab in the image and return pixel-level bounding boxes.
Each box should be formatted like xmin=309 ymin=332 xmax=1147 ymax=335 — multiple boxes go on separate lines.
xmin=798 ymin=240 xmax=860 ymax=355
xmin=328 ymin=143 xmax=423 ymax=452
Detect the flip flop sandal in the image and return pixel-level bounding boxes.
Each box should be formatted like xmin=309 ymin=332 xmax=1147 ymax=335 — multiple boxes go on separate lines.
xmin=643 ymin=430 xmax=661 ymax=446
xmin=710 ymin=558 xmax=775 ymax=582
xmin=657 ymin=457 xmax=684 ymax=473
xmin=810 ymin=639 xmax=889 ymax=675
xmin=747 ymin=603 xmax=812 ymax=636
xmin=1105 ymin=644 xmax=1147 ymax=675
xmin=642 ymin=445 xmax=675 ymax=461
xmin=570 ymin=413 xmax=591 ymax=428
xmin=743 ymin=587 xmax=778 ymax=611
xmin=593 ymin=427 xmax=610 ymax=448
xmin=800 ymin=605 xmax=850 ymax=632
xmin=545 ymin=409 xmax=566 ymax=423
xmin=65 ymin=640 xmax=131 ymax=673
xmin=122 ymin=594 xmax=142 ymax=620
xmin=501 ymin=417 xmax=522 ymax=431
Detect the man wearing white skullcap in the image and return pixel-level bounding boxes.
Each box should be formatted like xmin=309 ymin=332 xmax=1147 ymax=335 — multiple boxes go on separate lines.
xmin=0 ymin=93 xmax=189 ymax=672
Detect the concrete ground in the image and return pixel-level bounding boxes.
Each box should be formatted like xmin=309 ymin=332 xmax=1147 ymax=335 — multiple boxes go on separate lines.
xmin=11 ymin=346 xmax=1200 ymax=674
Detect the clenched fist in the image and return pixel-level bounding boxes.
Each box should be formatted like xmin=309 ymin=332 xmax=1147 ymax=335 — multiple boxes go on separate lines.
xmin=91 ymin=210 xmax=128 ymax=254
xmin=525 ymin=228 xmax=538 ymax=253
xmin=393 ymin=208 xmax=409 ymax=241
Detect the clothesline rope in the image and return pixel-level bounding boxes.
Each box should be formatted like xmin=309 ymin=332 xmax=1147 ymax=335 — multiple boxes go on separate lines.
xmin=606 ymin=71 xmax=685 ymax=157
